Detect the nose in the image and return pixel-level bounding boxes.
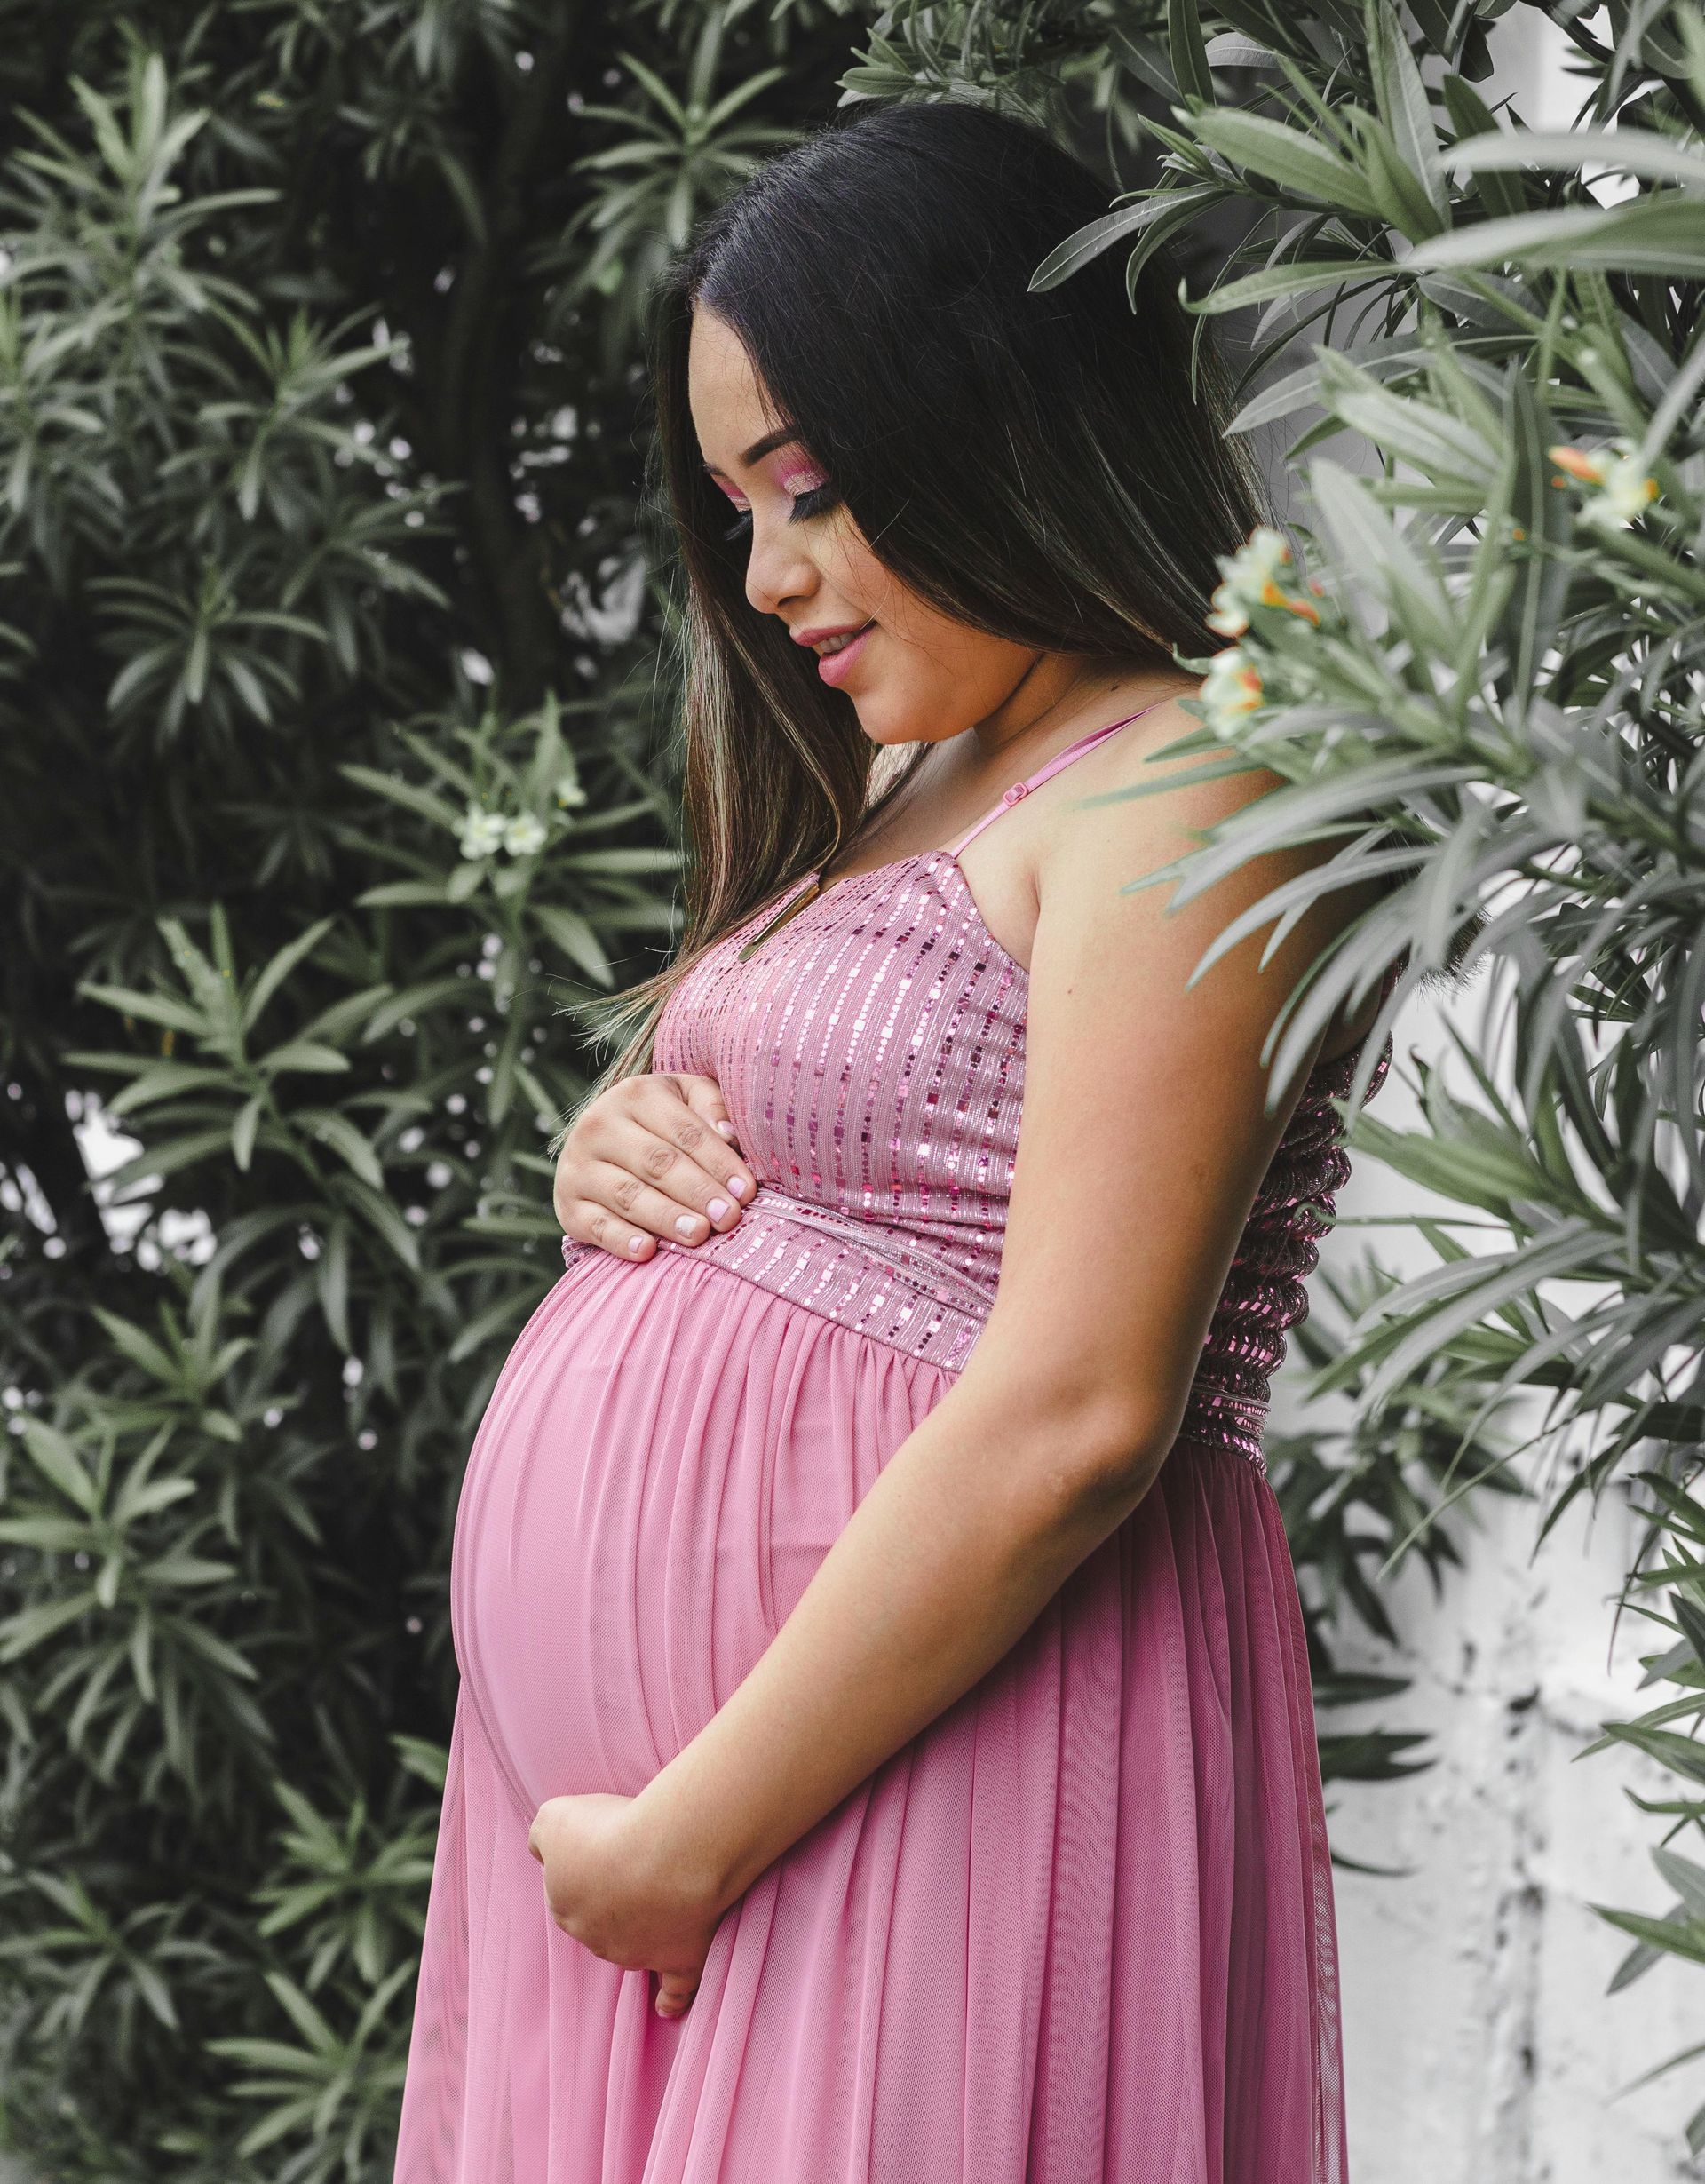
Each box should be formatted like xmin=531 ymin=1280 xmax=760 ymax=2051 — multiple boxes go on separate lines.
xmin=742 ymin=514 xmax=816 ymax=622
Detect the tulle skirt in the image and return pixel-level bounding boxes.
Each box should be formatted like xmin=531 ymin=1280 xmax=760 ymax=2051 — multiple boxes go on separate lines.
xmin=393 ymin=1246 xmax=1348 ymax=2183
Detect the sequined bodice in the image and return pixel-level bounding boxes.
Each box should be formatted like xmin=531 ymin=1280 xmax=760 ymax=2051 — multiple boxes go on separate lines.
xmin=559 ymin=767 xmax=1390 ymax=1471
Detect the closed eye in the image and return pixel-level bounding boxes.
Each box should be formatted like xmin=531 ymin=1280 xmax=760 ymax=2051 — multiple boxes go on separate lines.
xmin=789 ymin=483 xmax=839 ymax=523
xmin=720 ymin=481 xmax=841 ymax=545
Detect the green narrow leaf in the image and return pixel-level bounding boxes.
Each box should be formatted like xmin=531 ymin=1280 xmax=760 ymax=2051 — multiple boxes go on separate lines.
xmin=447 ymin=1286 xmax=537 ymax=1362
xmin=1106 ymin=25 xmax=1178 ymax=100
xmin=337 ymin=763 xmax=463 ymax=832
xmin=1593 ymin=1905 xmax=1705 ymax=1970
xmin=1167 ymin=0 xmax=1214 ymax=107
xmin=259 ymin=1041 xmax=352 ymax=1077
xmin=1494 ymin=370 xmax=1572 ymax=718
xmin=297 ymin=1109 xmax=385 ymax=1189
xmin=232 ymin=1094 xmax=263 ymax=1172
xmin=1450 ymin=127 xmax=1705 ymax=191
xmin=354 ymin=879 xmax=457 ymax=909
xmin=1029 ymin=193 xmax=1211 ymax=292
xmin=1439 ymin=79 xmax=1528 ymax=221
xmin=19 ymin=1420 xmax=100 ymax=1513
xmin=1408 ymin=197 xmax=1705 ymax=277
xmin=1367 ymin=0 xmax=1447 ymax=216
xmin=316 ymin=1219 xmax=351 ymax=1354
xmin=240 ymin=917 xmax=336 ymax=1035
xmin=333 ymin=1178 xmax=423 ymax=1271
xmin=89 ymin=1306 xmax=178 ymax=1386
xmin=1357 ymin=115 xmax=1447 ymax=242
xmin=1188 ymin=258 xmax=1393 ymax=314
xmin=532 ymin=903 xmax=615 ymax=987
xmin=1188 ymin=110 xmax=1381 ymax=217
xmin=0 ymin=1591 xmax=98 ymax=1661
xmin=77 ymin=982 xmax=210 ymax=1038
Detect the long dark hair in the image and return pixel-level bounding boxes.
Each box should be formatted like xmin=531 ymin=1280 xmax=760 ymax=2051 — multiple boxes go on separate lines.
xmin=585 ymin=99 xmax=1268 ymax=1089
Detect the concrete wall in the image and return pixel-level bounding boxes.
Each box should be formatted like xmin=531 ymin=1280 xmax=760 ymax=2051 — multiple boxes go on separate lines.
xmin=1274 ymin=17 xmax=1705 ymax=2170
xmin=1321 ymin=998 xmax=1704 ymax=2178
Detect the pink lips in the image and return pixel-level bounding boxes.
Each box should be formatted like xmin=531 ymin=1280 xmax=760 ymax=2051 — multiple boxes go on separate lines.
xmin=813 ymin=623 xmax=874 ymax=688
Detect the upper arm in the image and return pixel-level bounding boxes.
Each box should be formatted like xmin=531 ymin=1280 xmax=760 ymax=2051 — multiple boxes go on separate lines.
xmin=962 ymin=704 xmax=1366 ymax=1472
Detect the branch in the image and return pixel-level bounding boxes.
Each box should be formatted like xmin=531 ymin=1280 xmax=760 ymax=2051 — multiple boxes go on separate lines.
xmin=432 ymin=19 xmax=588 ymax=708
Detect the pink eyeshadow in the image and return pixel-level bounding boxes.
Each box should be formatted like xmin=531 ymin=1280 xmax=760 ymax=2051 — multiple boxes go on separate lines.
xmin=775 ymin=457 xmax=829 ymax=495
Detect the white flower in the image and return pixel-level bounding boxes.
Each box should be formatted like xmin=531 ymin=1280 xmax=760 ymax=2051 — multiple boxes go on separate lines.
xmin=1233 ymin=525 xmax=1292 ymax=592
xmin=1207 ymin=526 xmax=1318 ymax=636
xmin=1549 ymin=439 xmax=1658 ymax=529
xmin=1205 ymin=588 xmax=1250 ymax=639
xmin=458 ymin=806 xmax=508 ymax=861
xmin=1201 ymin=647 xmax=1265 ymax=732
xmin=553 ymin=771 xmax=588 ymax=810
xmin=503 ymin=812 xmax=548 ymax=857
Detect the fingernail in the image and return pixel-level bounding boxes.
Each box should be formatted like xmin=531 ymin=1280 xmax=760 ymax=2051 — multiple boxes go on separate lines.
xmin=629 ymin=1235 xmax=647 ymax=1255
xmin=707 ymin=1198 xmax=730 ymax=1222
xmin=715 ymin=1120 xmax=736 ymax=1140
xmin=675 ymin=1213 xmax=701 ymax=1239
xmin=727 ymin=1175 xmax=750 ymax=1200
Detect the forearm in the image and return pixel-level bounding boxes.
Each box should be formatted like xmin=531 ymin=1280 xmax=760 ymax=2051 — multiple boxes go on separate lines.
xmin=630 ymin=1362 xmax=1162 ymax=1913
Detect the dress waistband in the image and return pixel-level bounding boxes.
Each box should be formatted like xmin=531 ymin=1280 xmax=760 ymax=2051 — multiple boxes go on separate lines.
xmin=562 ymin=1187 xmax=995 ymax=1374
xmin=559 ymin=1187 xmax=1269 ymax=1467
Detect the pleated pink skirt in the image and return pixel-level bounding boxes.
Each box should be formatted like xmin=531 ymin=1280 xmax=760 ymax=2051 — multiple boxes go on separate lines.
xmin=393 ymin=1246 xmax=1348 ymax=2183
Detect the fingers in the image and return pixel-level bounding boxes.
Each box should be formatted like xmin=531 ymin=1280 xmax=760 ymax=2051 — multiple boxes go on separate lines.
xmin=675 ymin=1071 xmax=741 ymax=1148
xmin=563 ymin=1162 xmax=741 ymax=1251
xmin=555 ymin=1072 xmax=758 ymax=1259
xmin=615 ymin=1124 xmax=753 ymax=1229
xmin=557 ymin=1197 xmax=664 ymax=1263
xmin=654 ymin=1970 xmax=699 ymax=2019
xmin=632 ymin=1074 xmax=755 ymax=1203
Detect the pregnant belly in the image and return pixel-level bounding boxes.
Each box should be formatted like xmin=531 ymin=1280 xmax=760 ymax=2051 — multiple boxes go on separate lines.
xmin=450 ymin=1246 xmax=953 ymax=1815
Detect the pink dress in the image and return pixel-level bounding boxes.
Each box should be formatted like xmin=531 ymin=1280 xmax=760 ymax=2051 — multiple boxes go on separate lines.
xmin=394 ymin=713 xmax=1387 ymax=2183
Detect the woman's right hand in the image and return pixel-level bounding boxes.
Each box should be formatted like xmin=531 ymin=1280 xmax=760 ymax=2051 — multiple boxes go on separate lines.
xmin=553 ymin=1073 xmax=757 ymax=1261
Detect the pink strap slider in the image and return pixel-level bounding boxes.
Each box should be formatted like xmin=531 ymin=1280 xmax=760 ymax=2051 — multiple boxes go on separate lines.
xmin=946 ymin=697 xmax=1172 ymax=858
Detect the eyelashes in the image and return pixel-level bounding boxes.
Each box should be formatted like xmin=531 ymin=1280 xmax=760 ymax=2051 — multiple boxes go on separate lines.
xmin=719 ymin=481 xmax=841 ymax=544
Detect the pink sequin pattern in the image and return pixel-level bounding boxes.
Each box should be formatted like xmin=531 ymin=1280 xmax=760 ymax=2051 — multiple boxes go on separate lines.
xmin=560 ymin=846 xmax=1389 ymax=1473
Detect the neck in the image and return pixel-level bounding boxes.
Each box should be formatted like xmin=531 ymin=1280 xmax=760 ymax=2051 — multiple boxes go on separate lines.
xmin=972 ymin=652 xmax=1185 ymax=763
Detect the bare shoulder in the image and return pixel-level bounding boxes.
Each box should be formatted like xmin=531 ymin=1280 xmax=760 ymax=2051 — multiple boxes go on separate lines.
xmin=1034 ymin=686 xmax=1285 ymax=901
xmin=1029 ymin=687 xmax=1384 ymax=1068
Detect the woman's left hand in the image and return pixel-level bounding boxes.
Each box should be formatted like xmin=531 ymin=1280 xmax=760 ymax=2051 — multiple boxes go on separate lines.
xmin=527 ymin=1791 xmax=726 ymax=2018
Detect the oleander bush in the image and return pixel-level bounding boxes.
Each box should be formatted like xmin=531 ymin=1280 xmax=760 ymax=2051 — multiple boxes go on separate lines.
xmin=0 ymin=8 xmax=844 ymax=2173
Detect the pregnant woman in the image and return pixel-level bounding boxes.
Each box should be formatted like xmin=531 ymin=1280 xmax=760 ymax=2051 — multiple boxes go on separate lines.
xmin=396 ymin=100 xmax=1390 ymax=2183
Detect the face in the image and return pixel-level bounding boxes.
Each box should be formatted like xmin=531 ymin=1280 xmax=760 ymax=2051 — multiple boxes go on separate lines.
xmin=686 ymin=307 xmax=1055 ymax=750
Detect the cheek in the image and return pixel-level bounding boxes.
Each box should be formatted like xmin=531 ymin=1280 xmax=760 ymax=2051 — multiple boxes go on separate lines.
xmin=860 ymin=568 xmax=998 ymax=689
xmin=817 ymin=527 xmax=1027 ymax=735
xmin=814 ymin=524 xmax=885 ymax=619
xmin=821 ymin=536 xmax=941 ymax=657
xmin=865 ymin=600 xmax=1019 ymax=736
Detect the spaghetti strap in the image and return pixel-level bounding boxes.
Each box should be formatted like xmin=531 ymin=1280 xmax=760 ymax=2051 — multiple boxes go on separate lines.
xmin=945 ymin=696 xmax=1173 ymax=859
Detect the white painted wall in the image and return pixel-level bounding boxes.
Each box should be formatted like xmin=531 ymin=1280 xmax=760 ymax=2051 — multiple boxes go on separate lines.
xmin=1320 ymin=998 xmax=1704 ymax=2180
xmin=1267 ymin=17 xmax=1705 ymax=2171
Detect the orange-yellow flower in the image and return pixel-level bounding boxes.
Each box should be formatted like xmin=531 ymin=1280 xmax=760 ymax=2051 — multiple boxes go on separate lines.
xmin=1548 ymin=444 xmax=1606 ymax=486
xmin=1202 ymin=647 xmax=1264 ymax=730
xmin=1548 ymin=438 xmax=1659 ymax=528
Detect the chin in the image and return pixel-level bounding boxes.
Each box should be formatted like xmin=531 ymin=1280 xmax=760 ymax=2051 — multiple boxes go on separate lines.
xmin=847 ymin=690 xmax=952 ymax=749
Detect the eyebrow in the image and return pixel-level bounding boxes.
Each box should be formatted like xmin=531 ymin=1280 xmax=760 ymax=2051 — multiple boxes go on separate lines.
xmin=702 ymin=425 xmax=801 ymax=477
